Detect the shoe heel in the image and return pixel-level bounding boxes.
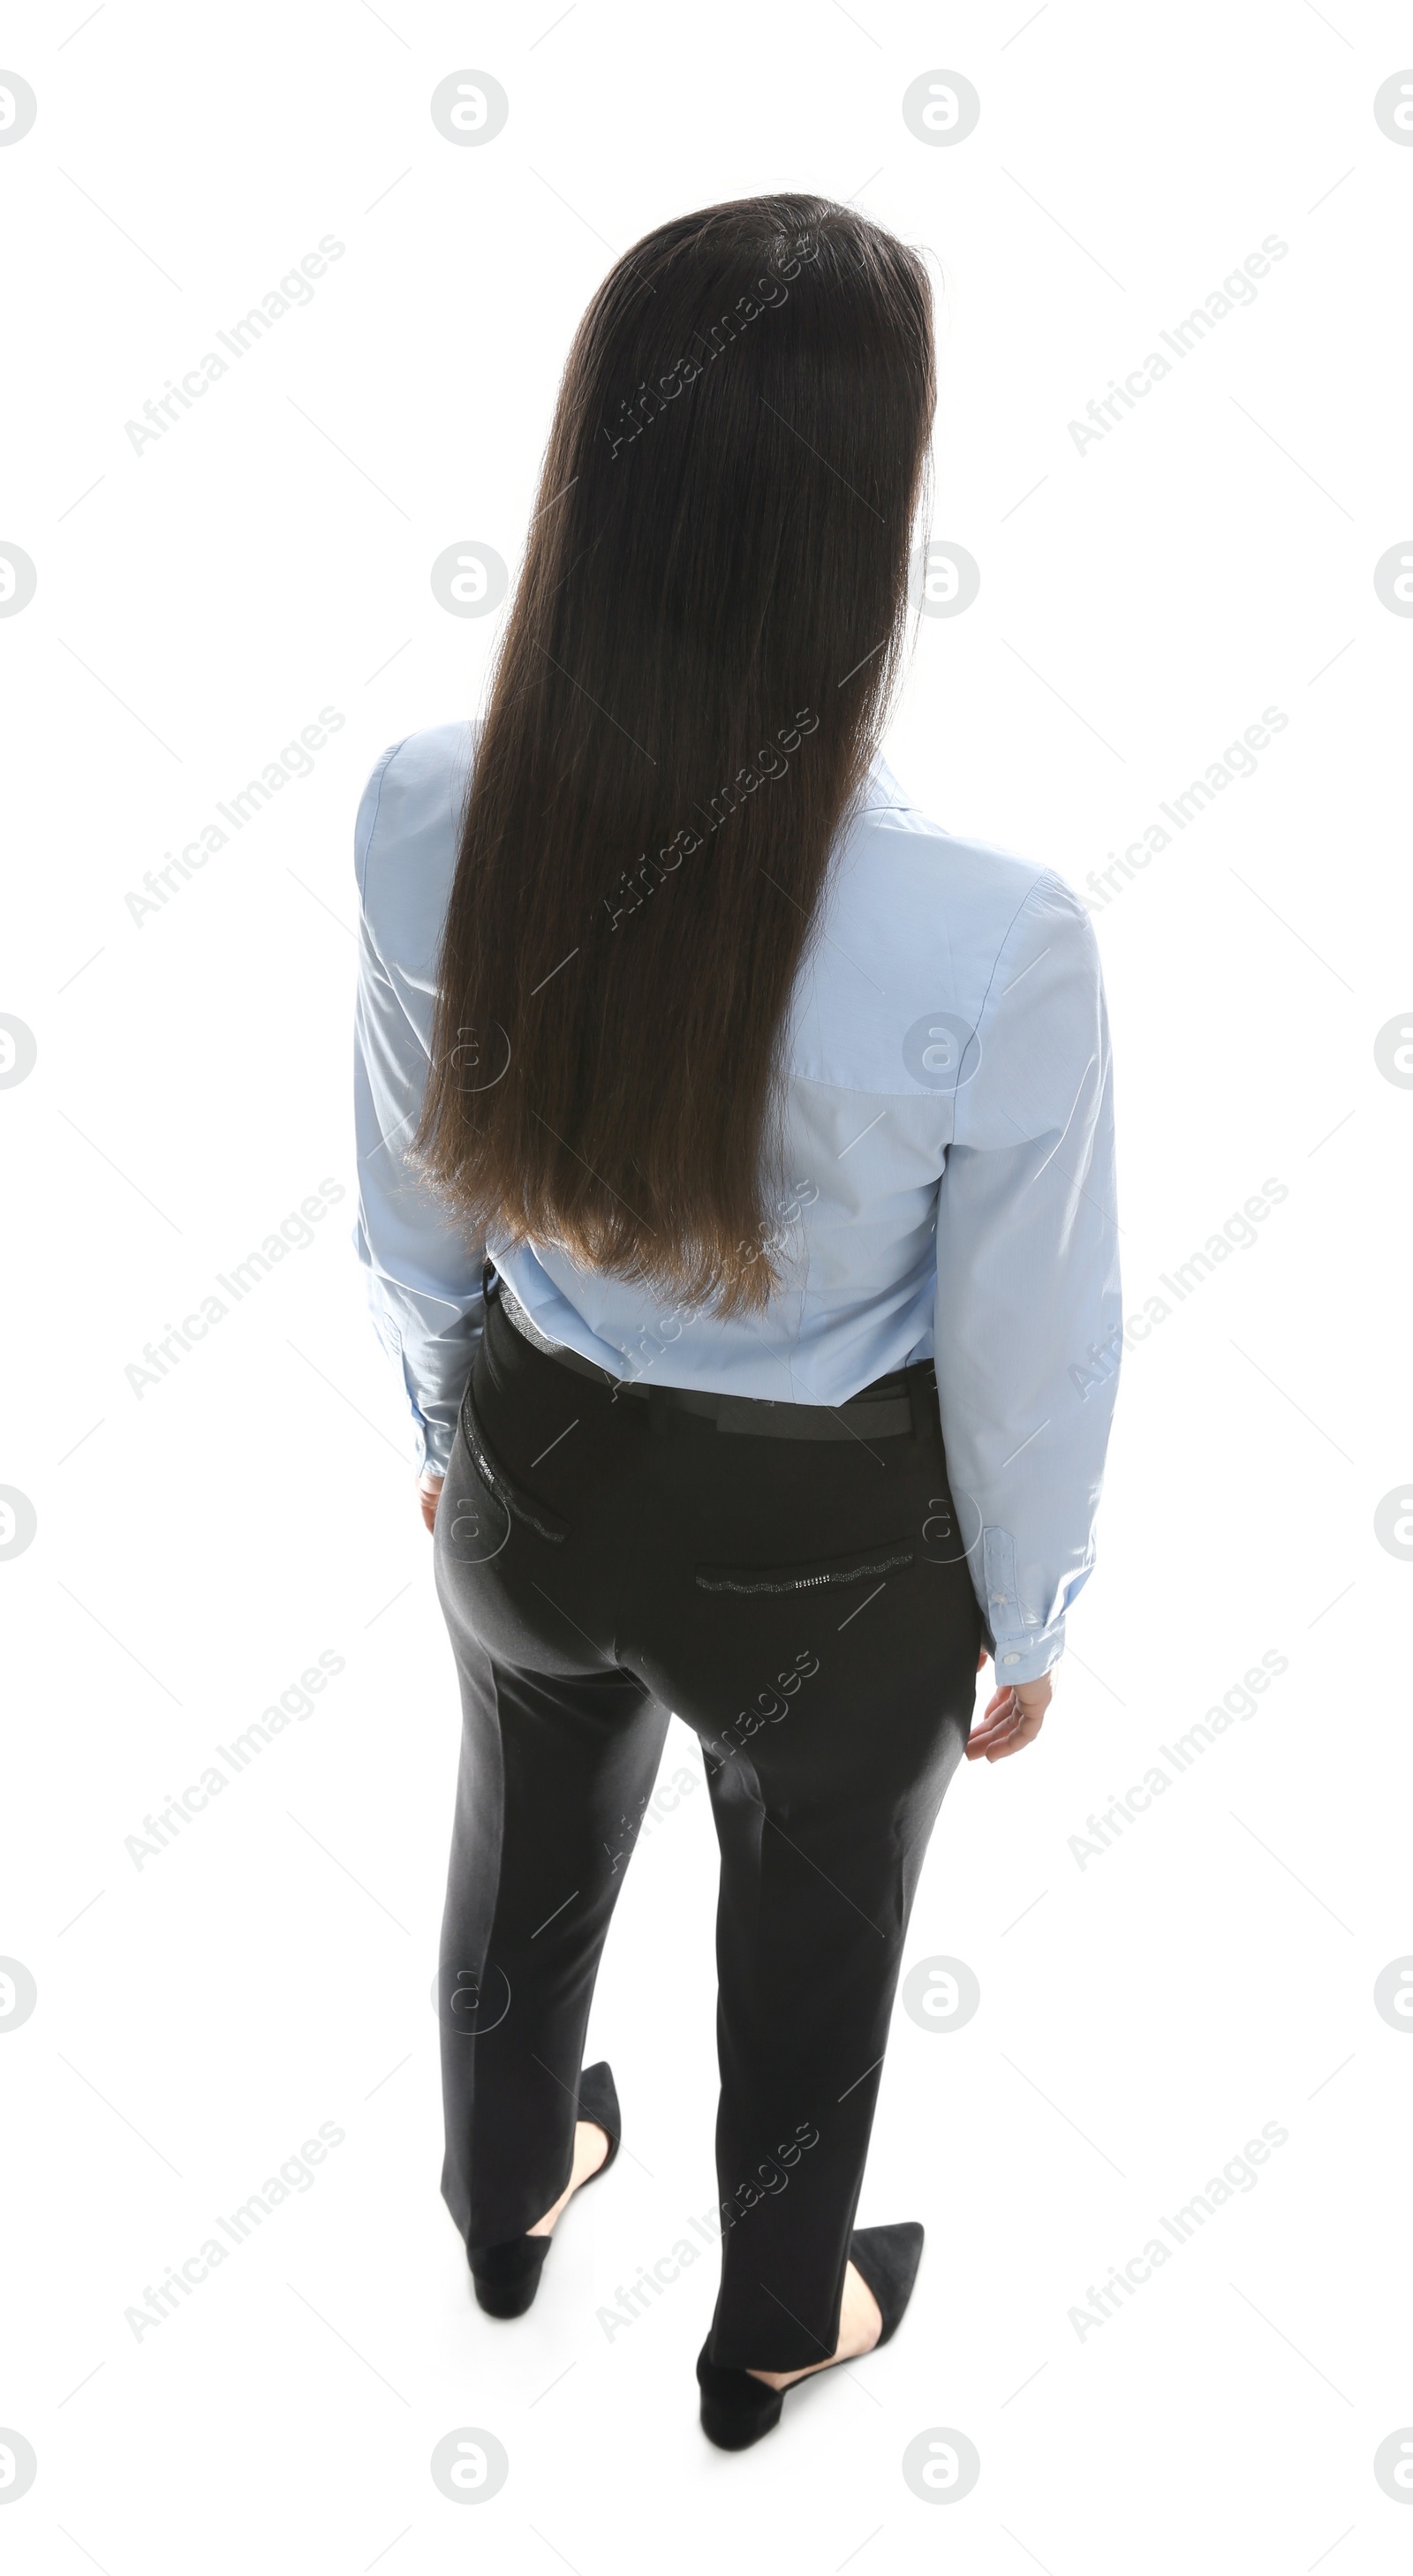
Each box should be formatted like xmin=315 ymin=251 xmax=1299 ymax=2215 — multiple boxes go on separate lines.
xmin=469 ymin=2234 xmax=551 ymax=2319
xmin=465 ymin=2059 xmax=622 ymax=2320
xmin=696 ymin=2350 xmax=785 ymax=2451
xmin=695 ymin=2224 xmax=926 ymax=2449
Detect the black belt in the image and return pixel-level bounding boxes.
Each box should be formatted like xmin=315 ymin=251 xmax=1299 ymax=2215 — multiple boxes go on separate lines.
xmin=486 ymin=1266 xmax=924 ymax=1441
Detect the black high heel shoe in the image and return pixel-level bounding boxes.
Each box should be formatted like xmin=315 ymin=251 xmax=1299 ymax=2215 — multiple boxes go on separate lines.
xmin=468 ymin=2060 xmax=621 ymax=2319
xmin=696 ymin=2221 xmax=925 ymax=2451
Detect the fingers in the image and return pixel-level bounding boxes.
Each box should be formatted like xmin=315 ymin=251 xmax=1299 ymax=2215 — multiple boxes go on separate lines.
xmin=994 ymin=1700 xmax=1047 ymax=1757
xmin=965 ymin=1675 xmax=1053 ymax=1761
xmin=966 ymin=1703 xmax=1041 ymax=1759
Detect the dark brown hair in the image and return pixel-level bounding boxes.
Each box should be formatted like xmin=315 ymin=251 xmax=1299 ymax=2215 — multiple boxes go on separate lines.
xmin=415 ymin=191 xmax=935 ymax=1314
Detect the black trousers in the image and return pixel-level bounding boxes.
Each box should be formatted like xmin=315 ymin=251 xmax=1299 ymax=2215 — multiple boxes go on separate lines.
xmin=432 ymin=1287 xmax=981 ymax=2371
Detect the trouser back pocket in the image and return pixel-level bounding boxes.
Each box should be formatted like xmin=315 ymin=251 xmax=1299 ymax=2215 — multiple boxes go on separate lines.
xmin=460 ymin=1382 xmax=569 ymax=1545
xmin=694 ymin=1540 xmax=914 ymax=1597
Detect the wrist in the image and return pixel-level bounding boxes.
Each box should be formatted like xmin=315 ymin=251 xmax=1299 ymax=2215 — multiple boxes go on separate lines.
xmin=991 ymin=1626 xmax=1063 ymax=1686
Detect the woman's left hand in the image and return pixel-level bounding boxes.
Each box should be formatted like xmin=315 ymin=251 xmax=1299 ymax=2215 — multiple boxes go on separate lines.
xmin=419 ymin=1470 xmax=444 ymax=1534
xmin=965 ymin=1666 xmax=1053 ymax=1761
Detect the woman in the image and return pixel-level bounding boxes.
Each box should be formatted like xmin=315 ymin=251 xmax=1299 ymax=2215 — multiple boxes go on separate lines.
xmin=352 ymin=192 xmax=1121 ymax=2450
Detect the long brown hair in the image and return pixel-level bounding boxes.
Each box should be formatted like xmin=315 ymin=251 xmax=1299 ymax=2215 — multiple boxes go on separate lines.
xmin=415 ymin=192 xmax=935 ymax=1315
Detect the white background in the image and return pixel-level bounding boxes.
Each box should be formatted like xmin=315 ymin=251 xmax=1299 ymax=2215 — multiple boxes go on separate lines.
xmin=3 ymin=1 xmax=1410 ymax=2566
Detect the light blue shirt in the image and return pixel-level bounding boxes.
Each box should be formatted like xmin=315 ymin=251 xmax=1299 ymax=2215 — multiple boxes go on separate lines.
xmin=353 ymin=721 xmax=1121 ymax=1682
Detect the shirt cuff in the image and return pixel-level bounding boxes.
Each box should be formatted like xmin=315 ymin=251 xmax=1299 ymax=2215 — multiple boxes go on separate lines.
xmin=979 ymin=1529 xmax=1067 ymax=1684
xmin=417 ymin=1415 xmax=459 ymax=1479
xmin=990 ymin=1623 xmax=1064 ymax=1685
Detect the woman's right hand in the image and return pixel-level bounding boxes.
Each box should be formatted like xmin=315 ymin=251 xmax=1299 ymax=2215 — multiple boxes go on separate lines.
xmin=419 ymin=1471 xmax=445 ymax=1534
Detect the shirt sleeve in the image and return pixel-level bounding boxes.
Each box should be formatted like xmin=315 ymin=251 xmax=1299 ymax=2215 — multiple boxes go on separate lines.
xmin=933 ymin=868 xmax=1121 ymax=1683
xmin=352 ymin=744 xmax=485 ymax=1477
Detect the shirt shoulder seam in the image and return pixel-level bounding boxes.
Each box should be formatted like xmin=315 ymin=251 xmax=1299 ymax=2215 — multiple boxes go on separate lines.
xmin=971 ymin=864 xmax=1077 ymax=1040
xmin=356 ymin=735 xmax=413 ymax=910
